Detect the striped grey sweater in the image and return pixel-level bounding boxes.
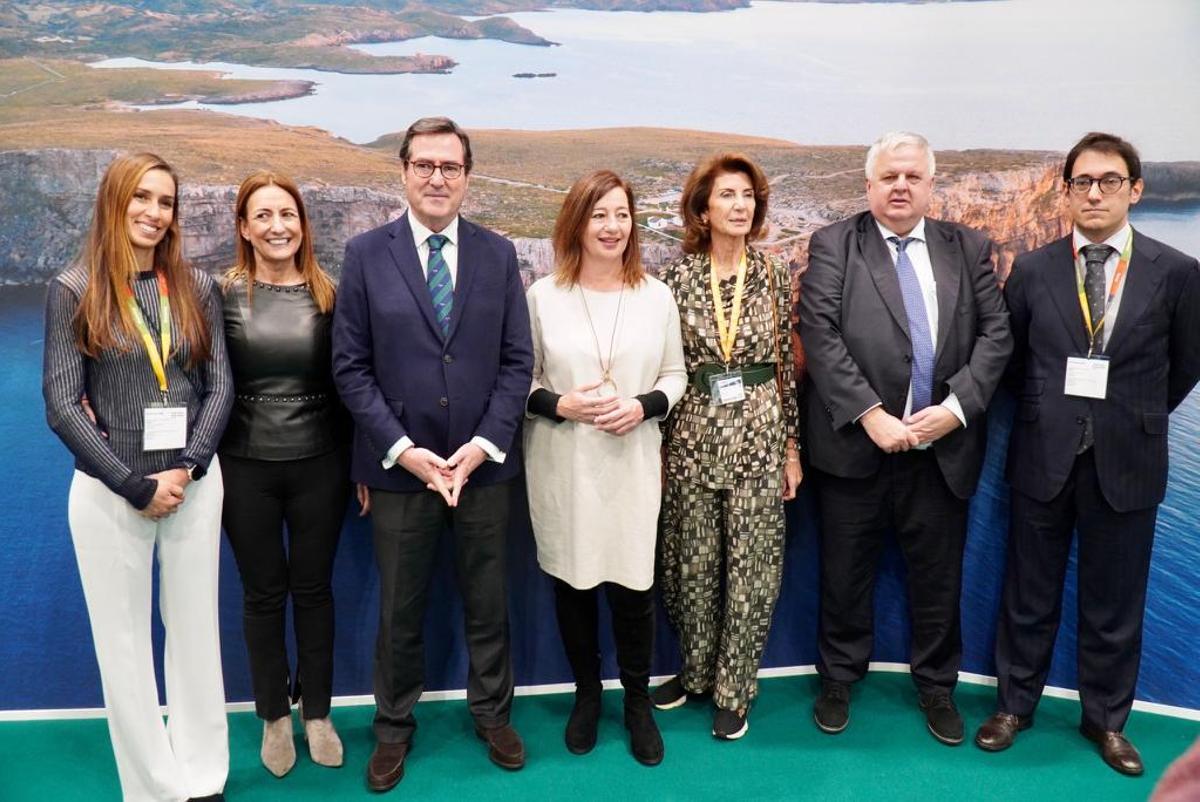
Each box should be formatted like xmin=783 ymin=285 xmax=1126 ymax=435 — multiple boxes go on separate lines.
xmin=43 ymin=265 xmax=233 ymax=509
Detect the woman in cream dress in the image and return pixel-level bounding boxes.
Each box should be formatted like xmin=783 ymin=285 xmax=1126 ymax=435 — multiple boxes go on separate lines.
xmin=524 ymin=169 xmax=686 ymax=766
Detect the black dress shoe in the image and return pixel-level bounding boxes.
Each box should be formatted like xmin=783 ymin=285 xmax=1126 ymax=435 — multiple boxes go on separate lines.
xmin=475 ymin=723 xmax=526 ymax=770
xmin=565 ymin=690 xmax=601 ymax=755
xmin=813 ymin=679 xmax=850 ymax=734
xmin=919 ymin=692 xmax=964 ymax=746
xmin=366 ymin=741 xmax=409 ymax=792
xmin=974 ymin=712 xmax=1032 ymax=752
xmin=187 ymin=795 xmax=224 ymax=801
xmin=1080 ymin=723 xmax=1144 ymax=776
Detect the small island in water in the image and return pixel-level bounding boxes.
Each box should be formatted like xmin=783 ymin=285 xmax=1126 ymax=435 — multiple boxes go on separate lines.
xmin=513 ymin=72 xmax=558 ymax=79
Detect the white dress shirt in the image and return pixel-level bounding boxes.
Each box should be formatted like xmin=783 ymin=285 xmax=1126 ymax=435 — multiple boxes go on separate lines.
xmin=856 ymin=218 xmax=966 ymax=441
xmin=382 ymin=211 xmax=505 ymax=469
xmin=1072 ymin=222 xmax=1133 ymax=352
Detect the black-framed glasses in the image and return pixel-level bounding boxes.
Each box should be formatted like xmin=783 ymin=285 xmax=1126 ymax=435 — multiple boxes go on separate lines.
xmin=408 ymin=160 xmax=465 ymax=180
xmin=1067 ymin=174 xmax=1133 ymax=195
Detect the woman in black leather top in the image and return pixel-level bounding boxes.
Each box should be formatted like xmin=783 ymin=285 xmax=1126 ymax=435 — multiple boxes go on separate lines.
xmin=219 ymin=170 xmax=359 ymax=778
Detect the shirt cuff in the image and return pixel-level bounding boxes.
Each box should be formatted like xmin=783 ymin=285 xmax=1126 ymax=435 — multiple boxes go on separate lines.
xmin=382 ymin=436 xmax=414 ymax=470
xmin=527 ymin=388 xmax=565 ymax=422
xmin=635 ymin=390 xmax=670 ymax=420
xmin=854 ymin=402 xmax=883 ymax=424
xmin=472 ymin=436 xmax=506 ymax=464
xmin=941 ymin=393 xmax=967 ymax=428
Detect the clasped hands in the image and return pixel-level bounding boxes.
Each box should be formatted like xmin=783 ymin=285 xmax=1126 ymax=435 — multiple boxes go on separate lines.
xmin=399 ymin=442 xmax=486 ymax=507
xmin=861 ymin=405 xmax=961 ymax=453
xmin=556 ymin=380 xmax=644 ymax=435
xmin=80 ymin=395 xmax=188 ymax=521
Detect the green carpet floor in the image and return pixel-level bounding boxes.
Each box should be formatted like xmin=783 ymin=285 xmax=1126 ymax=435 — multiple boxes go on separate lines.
xmin=4 ymin=672 xmax=1197 ymax=801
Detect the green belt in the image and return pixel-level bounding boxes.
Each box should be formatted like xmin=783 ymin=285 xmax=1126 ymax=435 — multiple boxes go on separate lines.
xmin=690 ymin=362 xmax=776 ymax=395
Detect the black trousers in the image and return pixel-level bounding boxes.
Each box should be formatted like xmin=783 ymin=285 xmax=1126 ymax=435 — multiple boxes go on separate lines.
xmin=815 ymin=449 xmax=969 ymax=694
xmin=220 ymin=448 xmax=350 ymax=720
xmin=371 ymin=480 xmax=514 ymax=744
xmin=995 ymin=449 xmax=1157 ymax=732
xmin=552 ymin=578 xmax=654 ymax=704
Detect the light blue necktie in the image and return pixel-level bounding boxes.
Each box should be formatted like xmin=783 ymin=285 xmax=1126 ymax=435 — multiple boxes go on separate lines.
xmin=889 ymin=236 xmax=934 ymax=412
xmin=426 ymin=234 xmax=452 ymax=336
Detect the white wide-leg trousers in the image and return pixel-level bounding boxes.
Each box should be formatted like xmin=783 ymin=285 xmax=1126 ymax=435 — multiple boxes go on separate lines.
xmin=69 ymin=459 xmax=229 ymax=802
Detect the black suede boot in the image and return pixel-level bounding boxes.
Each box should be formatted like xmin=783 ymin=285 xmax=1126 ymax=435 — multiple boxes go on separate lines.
xmin=553 ymin=580 xmax=604 ymax=755
xmin=566 ymin=683 xmax=603 ymax=754
xmin=609 ymin=583 xmax=663 ymax=766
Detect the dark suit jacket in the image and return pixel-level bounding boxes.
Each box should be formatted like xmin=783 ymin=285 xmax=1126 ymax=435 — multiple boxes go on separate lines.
xmin=1004 ymin=230 xmax=1200 ymax=512
xmin=332 ymin=213 xmax=534 ymax=493
xmin=799 ymin=211 xmax=1012 ymax=499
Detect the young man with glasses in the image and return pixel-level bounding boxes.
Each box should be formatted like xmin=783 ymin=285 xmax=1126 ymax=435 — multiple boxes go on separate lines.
xmin=976 ymin=132 xmax=1200 ymax=775
xmin=332 ymin=116 xmax=533 ymax=792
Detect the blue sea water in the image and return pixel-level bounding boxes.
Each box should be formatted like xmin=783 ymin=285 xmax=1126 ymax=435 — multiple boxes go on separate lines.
xmin=2 ymin=206 xmax=1198 ymax=711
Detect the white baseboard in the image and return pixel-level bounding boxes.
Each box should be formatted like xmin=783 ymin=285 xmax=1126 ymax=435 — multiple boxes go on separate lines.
xmin=4 ymin=663 xmax=1197 ymax=722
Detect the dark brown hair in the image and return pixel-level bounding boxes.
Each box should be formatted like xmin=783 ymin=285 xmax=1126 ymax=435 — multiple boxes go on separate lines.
xmin=552 ymin=170 xmax=645 ymax=287
xmin=73 ymin=152 xmax=211 ymax=367
xmin=224 ymin=170 xmax=336 ymax=314
xmin=398 ymin=116 xmax=473 ymax=174
xmin=1063 ymin=132 xmax=1142 ymax=183
xmin=679 ymin=152 xmax=770 ymax=255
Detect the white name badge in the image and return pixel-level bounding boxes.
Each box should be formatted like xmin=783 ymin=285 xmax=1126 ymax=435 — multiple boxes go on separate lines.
xmin=710 ymin=371 xmax=746 ymax=406
xmin=143 ymin=406 xmax=188 ymax=451
xmin=1064 ymin=357 xmax=1109 ymax=400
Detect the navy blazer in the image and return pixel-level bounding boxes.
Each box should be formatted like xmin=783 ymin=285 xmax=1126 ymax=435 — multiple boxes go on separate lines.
xmin=332 ymin=213 xmax=534 ymax=492
xmin=1004 ymin=230 xmax=1200 ymax=512
xmin=800 ymin=211 xmax=1012 ymax=500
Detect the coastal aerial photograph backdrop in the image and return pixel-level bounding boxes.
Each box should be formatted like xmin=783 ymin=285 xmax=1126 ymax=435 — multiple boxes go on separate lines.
xmin=1 ymin=0 xmax=1198 ymax=717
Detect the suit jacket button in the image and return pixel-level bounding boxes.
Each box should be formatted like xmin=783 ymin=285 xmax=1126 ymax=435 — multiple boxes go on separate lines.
xmin=443 ymin=354 xmax=453 ymax=364
xmin=439 ymin=396 xmax=449 ymax=407
xmin=903 ymin=354 xmax=912 ymax=363
xmin=1075 ymin=416 xmax=1086 ymax=424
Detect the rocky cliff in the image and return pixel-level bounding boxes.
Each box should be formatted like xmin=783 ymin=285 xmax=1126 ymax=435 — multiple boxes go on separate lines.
xmin=0 ymin=149 xmax=1082 ymax=288
xmin=0 ymin=149 xmax=406 ymax=284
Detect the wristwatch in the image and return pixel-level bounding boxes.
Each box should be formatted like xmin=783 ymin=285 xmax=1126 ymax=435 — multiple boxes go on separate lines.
xmin=184 ymin=462 xmax=198 ymax=481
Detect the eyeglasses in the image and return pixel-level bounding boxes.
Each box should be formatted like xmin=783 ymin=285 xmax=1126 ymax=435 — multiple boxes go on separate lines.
xmin=408 ymin=161 xmax=465 ymax=180
xmin=1066 ymin=174 xmax=1133 ymax=195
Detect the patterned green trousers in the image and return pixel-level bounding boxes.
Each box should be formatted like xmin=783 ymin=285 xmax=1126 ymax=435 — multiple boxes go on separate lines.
xmin=659 ymin=473 xmax=785 ymax=710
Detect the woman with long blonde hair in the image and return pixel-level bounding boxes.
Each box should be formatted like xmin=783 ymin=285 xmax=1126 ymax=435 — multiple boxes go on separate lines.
xmin=43 ymin=151 xmax=232 ymax=801
xmin=219 ymin=170 xmax=356 ymax=777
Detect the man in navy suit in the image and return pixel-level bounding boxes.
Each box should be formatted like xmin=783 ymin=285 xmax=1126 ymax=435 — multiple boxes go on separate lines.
xmin=332 ymin=116 xmax=533 ymax=791
xmin=975 ymin=132 xmax=1200 ymax=776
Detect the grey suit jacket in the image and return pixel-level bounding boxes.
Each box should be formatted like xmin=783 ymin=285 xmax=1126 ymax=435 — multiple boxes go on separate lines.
xmin=799 ymin=210 xmax=1012 ymax=499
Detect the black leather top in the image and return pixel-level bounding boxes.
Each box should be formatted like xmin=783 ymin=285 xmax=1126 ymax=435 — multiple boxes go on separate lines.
xmin=219 ymin=279 xmax=349 ymax=460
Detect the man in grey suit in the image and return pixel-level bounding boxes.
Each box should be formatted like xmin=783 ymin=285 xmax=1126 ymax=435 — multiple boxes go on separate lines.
xmin=800 ymin=131 xmax=1012 ymax=745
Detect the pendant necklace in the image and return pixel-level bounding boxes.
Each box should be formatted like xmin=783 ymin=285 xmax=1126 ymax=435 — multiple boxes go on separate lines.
xmin=578 ymin=281 xmax=625 ymax=397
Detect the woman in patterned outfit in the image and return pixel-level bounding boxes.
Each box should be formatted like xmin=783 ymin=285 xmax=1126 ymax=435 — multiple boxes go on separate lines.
xmin=653 ymin=152 xmax=801 ymax=740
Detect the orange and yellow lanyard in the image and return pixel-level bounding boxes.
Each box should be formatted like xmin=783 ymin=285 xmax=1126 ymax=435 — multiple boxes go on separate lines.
xmin=123 ymin=269 xmax=172 ymax=398
xmin=709 ymin=252 xmax=748 ymax=365
xmin=1073 ymin=232 xmax=1133 ymax=356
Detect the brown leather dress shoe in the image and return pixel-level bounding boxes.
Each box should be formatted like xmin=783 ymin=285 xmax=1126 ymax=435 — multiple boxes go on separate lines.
xmin=1080 ymin=723 xmax=1144 ymax=776
xmin=366 ymin=741 xmax=410 ymax=792
xmin=475 ymin=723 xmax=526 ymax=770
xmin=974 ymin=712 xmax=1032 ymax=752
